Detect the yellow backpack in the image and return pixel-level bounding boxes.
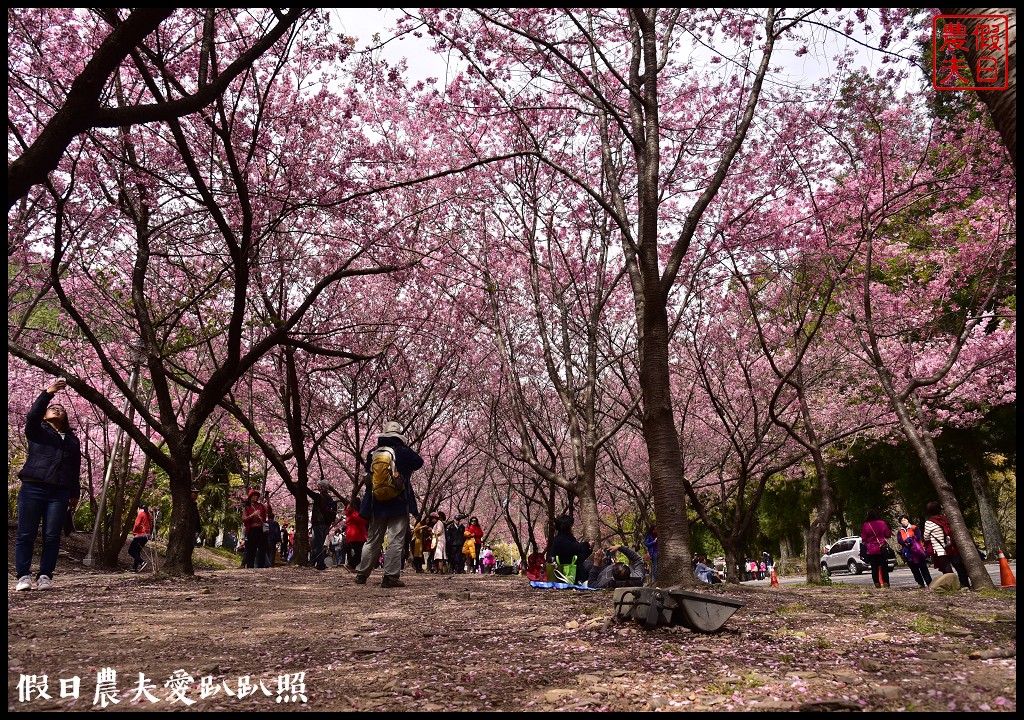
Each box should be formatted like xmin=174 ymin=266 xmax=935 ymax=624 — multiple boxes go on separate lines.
xmin=370 ymin=446 xmax=405 ymax=501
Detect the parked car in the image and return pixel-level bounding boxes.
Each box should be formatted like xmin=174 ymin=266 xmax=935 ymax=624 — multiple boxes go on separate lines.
xmin=820 ymin=536 xmax=897 ymax=575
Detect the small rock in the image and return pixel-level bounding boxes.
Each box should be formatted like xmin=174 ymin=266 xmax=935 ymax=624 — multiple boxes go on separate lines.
xmin=752 ymin=700 xmax=798 ymax=710
xmin=918 ymin=651 xmax=958 ymax=661
xmin=862 ymin=632 xmax=890 ymax=641
xmin=565 ymin=620 xmax=579 ymax=629
xmin=858 ymin=658 xmax=885 ymax=672
xmin=929 ymin=573 xmax=961 ymax=592
xmin=648 ymin=695 xmax=668 ymax=710
xmin=543 ymin=689 xmax=576 ymax=703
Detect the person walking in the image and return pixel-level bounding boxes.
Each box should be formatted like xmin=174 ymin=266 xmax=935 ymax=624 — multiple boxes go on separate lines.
xmin=481 ymin=545 xmax=496 ymax=574
xmin=330 ymin=526 xmax=345 ymax=567
xmin=466 ymin=516 xmax=484 ymax=573
xmin=897 ymin=514 xmax=932 ymax=588
xmin=343 ymin=490 xmax=368 ymax=572
xmin=860 ymin=508 xmax=892 ymax=589
xmin=279 ymin=522 xmax=290 ymax=564
xmin=15 ymin=379 xmax=83 ymax=591
xmin=411 ymin=515 xmax=429 ymax=573
xmin=353 ymin=421 xmax=424 ymax=588
xmin=305 ymin=480 xmax=341 ymax=571
xmin=431 ymin=511 xmax=448 ymax=574
xmin=449 ymin=515 xmax=467 ymax=573
xmin=127 ymin=504 xmax=154 ymax=572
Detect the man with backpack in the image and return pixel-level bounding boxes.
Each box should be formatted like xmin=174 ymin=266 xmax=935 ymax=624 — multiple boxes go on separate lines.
xmin=353 ymin=421 xmax=424 ymax=588
xmin=305 ymin=480 xmax=342 ymax=571
xmin=923 ymin=500 xmax=971 ymax=588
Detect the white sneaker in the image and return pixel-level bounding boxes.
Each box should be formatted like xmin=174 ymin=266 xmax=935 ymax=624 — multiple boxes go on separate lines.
xmin=36 ymin=575 xmax=53 ymax=591
xmin=16 ymin=575 xmax=33 ymax=591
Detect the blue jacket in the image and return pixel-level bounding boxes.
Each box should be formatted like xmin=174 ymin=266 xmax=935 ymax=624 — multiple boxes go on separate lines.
xmin=359 ymin=436 xmax=423 ymax=520
xmin=19 ymin=391 xmax=82 ymax=500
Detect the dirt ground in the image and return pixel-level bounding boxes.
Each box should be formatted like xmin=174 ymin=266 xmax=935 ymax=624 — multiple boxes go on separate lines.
xmin=7 ymin=527 xmax=1017 ymax=712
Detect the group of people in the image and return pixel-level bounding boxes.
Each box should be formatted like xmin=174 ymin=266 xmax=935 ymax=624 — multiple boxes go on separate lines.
xmin=410 ymin=512 xmax=489 ymax=574
xmin=860 ymin=502 xmax=972 ymax=589
xmin=740 ymin=553 xmax=774 ymax=581
xmin=12 ymin=381 xmax=991 ymax=596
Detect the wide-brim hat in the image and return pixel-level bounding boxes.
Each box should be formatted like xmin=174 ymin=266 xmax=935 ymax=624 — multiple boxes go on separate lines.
xmin=429 ymin=512 xmax=439 ymax=519
xmin=247 ymin=489 xmax=261 ymax=499
xmin=379 ymin=420 xmax=408 ymax=445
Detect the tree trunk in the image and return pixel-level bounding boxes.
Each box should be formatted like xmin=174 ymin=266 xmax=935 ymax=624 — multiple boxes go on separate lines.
xmin=161 ymin=462 xmax=195 ymax=576
xmin=722 ymin=543 xmax=742 ymax=585
xmin=575 ymin=491 xmax=602 ymax=551
xmin=886 ymin=392 xmax=994 ymax=589
xmin=804 ymin=448 xmax=834 ymax=585
xmin=950 ymin=427 xmax=1006 ymax=558
xmin=640 ymin=301 xmax=694 ymax=587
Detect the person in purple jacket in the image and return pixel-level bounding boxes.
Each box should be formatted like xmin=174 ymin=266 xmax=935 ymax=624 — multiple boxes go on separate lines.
xmin=860 ymin=508 xmax=892 ymax=589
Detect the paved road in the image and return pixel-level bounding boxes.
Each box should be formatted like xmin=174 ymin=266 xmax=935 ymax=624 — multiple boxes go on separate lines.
xmin=741 ymin=561 xmax=1015 ymax=589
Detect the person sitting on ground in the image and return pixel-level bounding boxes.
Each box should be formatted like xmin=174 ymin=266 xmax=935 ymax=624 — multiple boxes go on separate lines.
xmin=549 ymin=514 xmax=591 ymax=567
xmin=693 ymin=556 xmax=722 ymax=584
xmin=587 ymin=544 xmax=646 ymax=589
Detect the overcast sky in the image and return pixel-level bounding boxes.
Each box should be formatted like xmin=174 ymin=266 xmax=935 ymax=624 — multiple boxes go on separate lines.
xmin=327 ymin=8 xmax=915 ymax=91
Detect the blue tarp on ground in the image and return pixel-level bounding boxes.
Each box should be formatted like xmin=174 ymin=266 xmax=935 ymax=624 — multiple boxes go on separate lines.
xmin=529 ymin=580 xmax=601 ymax=591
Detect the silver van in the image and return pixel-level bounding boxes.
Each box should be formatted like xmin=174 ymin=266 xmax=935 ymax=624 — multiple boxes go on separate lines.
xmin=820 ymin=536 xmax=897 ymax=575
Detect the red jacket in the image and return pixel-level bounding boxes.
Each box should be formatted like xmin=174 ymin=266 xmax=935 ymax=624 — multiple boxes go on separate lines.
xmin=345 ymin=504 xmax=368 ymax=543
xmin=132 ymin=509 xmax=153 ymax=538
xmin=242 ymin=500 xmax=268 ymax=530
xmin=467 ymin=522 xmax=484 ymax=544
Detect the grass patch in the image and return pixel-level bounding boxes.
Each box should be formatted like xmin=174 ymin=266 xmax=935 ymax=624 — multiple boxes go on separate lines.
xmin=772 ymin=628 xmax=808 ymax=639
xmin=907 ymin=615 xmax=945 ymax=635
xmin=861 ymin=603 xmax=890 ymax=618
xmin=775 ymin=603 xmax=813 ymax=616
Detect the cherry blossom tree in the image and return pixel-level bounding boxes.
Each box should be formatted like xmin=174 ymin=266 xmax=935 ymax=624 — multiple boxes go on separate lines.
xmin=821 ymin=94 xmax=1015 ymax=590
xmin=7 ymin=8 xmax=312 ymax=211
xmin=410 ymin=8 xmax=921 ymax=586
xmin=7 ymin=10 xmax=452 ymax=575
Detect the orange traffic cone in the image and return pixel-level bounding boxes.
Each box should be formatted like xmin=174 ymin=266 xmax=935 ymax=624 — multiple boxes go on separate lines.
xmin=770 ymin=567 xmax=779 ymax=587
xmin=997 ymin=550 xmax=1015 ymax=588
